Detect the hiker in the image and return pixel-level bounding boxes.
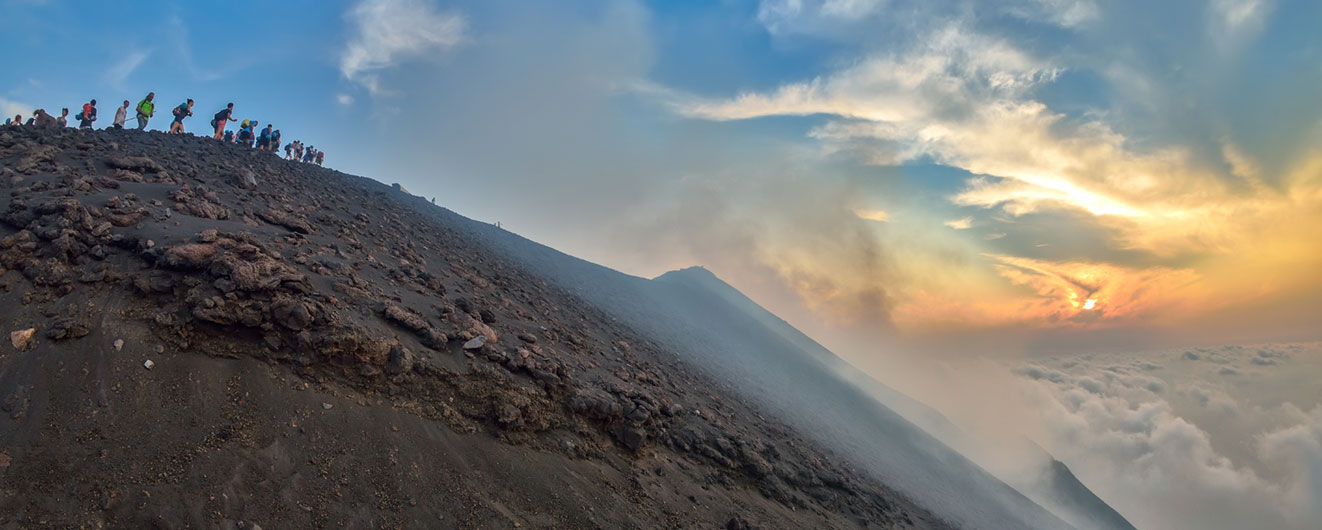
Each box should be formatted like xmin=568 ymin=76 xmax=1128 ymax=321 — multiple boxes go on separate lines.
xmin=211 ymin=103 xmax=236 ymax=139
xmin=256 ymin=124 xmax=271 ymax=150
xmin=284 ymin=141 xmax=294 ymax=159
xmin=223 ymin=129 xmax=234 ymax=143
xmin=303 ymin=146 xmax=314 ymax=163
xmin=293 ymin=141 xmax=304 ymax=162
xmin=135 ymin=92 xmax=155 ymax=130
xmin=24 ymin=116 xmax=34 ymax=126
xmin=236 ymin=120 xmax=251 ymax=145
xmin=238 ymin=120 xmax=257 ymax=147
xmin=270 ymin=129 xmax=281 ymax=153
xmin=112 ymin=100 xmax=129 ymax=129
xmin=316 ymin=151 xmax=324 ymax=166
xmin=56 ymin=108 xmax=69 ymax=128
xmin=168 ymin=99 xmax=193 ymax=134
xmin=76 ymin=99 xmax=97 ymax=129
xmin=32 ymin=109 xmax=56 ymax=128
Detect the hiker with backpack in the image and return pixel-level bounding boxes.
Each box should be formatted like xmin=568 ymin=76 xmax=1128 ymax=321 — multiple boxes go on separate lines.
xmin=237 ymin=120 xmax=257 ymax=147
xmin=315 ymin=150 xmax=324 ymax=166
xmin=168 ymin=99 xmax=193 ymax=134
xmin=284 ymin=141 xmax=294 ymax=159
xmin=256 ymin=124 xmax=272 ymax=150
xmin=211 ymin=103 xmax=236 ymax=139
xmin=112 ymin=100 xmax=129 ymax=129
xmin=135 ymin=92 xmax=154 ymax=130
xmin=76 ymin=100 xmax=97 ymax=129
xmin=270 ymin=129 xmax=281 ymax=153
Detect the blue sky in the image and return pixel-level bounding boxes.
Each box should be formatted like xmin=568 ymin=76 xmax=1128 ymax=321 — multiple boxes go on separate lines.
xmin=4 ymin=0 xmax=1322 ymax=357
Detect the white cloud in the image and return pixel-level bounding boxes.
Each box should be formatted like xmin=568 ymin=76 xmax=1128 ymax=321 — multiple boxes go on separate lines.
xmin=336 ymin=93 xmax=355 ymax=106
xmin=340 ymin=0 xmax=466 ymax=94
xmin=1004 ymin=0 xmax=1099 ymax=28
xmin=944 ymin=217 xmax=973 ymax=229
xmin=1210 ymin=0 xmax=1273 ymax=40
xmin=102 ymin=49 xmax=151 ymax=89
xmin=0 ymin=96 xmax=33 ymax=121
xmin=854 ymin=208 xmax=889 ymax=222
xmin=757 ymin=0 xmax=888 ymax=34
xmin=1002 ymin=344 xmax=1322 ymax=530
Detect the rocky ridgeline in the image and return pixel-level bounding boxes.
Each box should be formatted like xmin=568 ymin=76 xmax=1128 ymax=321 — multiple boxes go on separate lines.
xmin=0 ymin=127 xmax=941 ymax=529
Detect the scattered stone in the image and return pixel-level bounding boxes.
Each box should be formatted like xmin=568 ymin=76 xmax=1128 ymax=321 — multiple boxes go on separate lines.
xmin=321 ymin=403 xmax=333 ymax=410
xmin=198 ymin=229 xmax=219 ymax=243
xmin=10 ymin=328 xmax=35 ymax=350
xmin=113 ymin=339 xmax=124 ymax=351
xmin=162 ymin=243 xmax=219 ymax=269
xmin=383 ymin=304 xmax=427 ymax=332
xmin=386 ymin=345 xmax=415 ymax=375
xmin=272 ymin=299 xmax=315 ymax=331
xmin=143 ymin=360 xmax=155 ymax=370
xmin=256 ymin=209 xmax=313 ymax=234
xmin=494 ymin=404 xmax=523 ymax=429
xmin=107 ymin=156 xmax=162 ymax=173
xmin=233 ymin=168 xmax=257 ymax=190
xmin=517 ymin=333 xmax=538 ymax=344
xmin=462 ymin=336 xmax=486 ymax=351
xmin=45 ymin=319 xmax=91 ymax=341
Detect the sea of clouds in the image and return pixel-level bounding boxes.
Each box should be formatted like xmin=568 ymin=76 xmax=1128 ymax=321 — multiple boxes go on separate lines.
xmin=1006 ymin=342 xmax=1322 ymax=530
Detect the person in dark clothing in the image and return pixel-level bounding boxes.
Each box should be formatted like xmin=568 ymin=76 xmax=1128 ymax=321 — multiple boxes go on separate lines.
xmin=168 ymin=99 xmax=193 ymax=134
xmin=211 ymin=103 xmax=236 ymax=139
xmin=77 ymin=99 xmax=97 ymax=129
xmin=56 ymin=108 xmax=69 ymax=128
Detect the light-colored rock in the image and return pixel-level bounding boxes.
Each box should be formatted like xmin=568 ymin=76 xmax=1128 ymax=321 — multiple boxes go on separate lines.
xmin=462 ymin=336 xmax=487 ymax=350
xmin=143 ymin=359 xmax=155 ymax=370
xmin=10 ymin=328 xmax=34 ymax=350
xmin=113 ymin=338 xmax=124 ymax=351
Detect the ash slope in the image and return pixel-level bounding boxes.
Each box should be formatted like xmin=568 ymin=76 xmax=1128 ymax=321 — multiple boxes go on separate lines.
xmin=654 ymin=268 xmax=1136 ymax=530
xmin=0 ymin=126 xmax=955 ymax=529
xmin=417 ymin=208 xmax=1131 ymax=527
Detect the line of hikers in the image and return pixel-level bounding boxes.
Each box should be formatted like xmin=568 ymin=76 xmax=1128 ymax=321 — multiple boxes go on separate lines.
xmin=4 ymin=92 xmax=325 ymax=166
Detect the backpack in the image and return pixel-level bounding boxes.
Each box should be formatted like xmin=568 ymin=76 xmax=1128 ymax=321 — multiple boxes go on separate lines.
xmin=173 ymin=104 xmax=186 ymax=118
xmin=75 ymin=112 xmax=84 ymax=121
xmin=214 ymin=109 xmax=228 ymax=121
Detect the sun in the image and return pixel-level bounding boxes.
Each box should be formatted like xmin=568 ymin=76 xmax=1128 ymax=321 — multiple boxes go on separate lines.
xmin=1083 ymin=298 xmax=1097 ymax=310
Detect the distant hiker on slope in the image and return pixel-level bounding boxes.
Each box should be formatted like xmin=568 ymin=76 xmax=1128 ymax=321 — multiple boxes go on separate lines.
xmin=211 ymin=102 xmax=236 ymax=139
xmin=135 ymin=92 xmax=155 ymax=130
xmin=256 ymin=124 xmax=272 ymax=150
xmin=32 ymin=109 xmax=56 ymax=128
xmin=223 ymin=129 xmax=234 ymax=143
xmin=302 ymin=146 xmax=314 ymax=163
xmin=169 ymin=99 xmax=194 ymax=134
xmin=315 ymin=150 xmax=324 ymax=166
xmin=76 ymin=99 xmax=97 ymax=129
xmin=270 ymin=129 xmax=281 ymax=153
xmin=284 ymin=141 xmax=294 ymax=159
xmin=112 ymin=100 xmax=129 ymax=129
xmin=56 ymin=108 xmax=69 ymax=128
